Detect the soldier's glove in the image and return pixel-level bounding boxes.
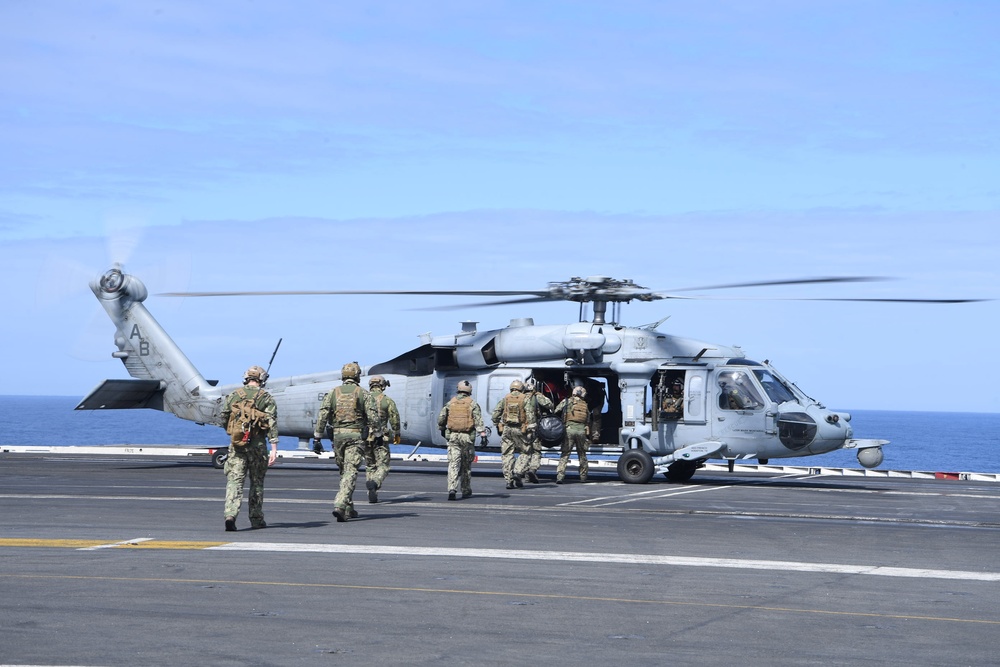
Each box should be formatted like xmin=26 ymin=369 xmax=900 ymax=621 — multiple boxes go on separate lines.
xmin=496 ymin=423 xmax=504 ymax=435
xmin=393 ymin=434 xmax=401 ymax=445
xmin=312 ymin=438 xmax=324 ymax=454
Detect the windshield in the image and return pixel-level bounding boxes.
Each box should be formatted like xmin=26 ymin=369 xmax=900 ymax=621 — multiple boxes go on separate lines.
xmin=753 ymin=369 xmax=797 ymax=404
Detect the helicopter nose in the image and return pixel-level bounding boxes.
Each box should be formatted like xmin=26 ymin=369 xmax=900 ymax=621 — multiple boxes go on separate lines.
xmin=776 ymin=411 xmax=817 ymax=451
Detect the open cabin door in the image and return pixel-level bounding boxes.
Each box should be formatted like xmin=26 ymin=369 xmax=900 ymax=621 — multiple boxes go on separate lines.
xmin=650 ymin=366 xmax=710 ymax=454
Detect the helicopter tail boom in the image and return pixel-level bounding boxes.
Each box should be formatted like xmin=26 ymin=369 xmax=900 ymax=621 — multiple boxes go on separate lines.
xmin=77 ymin=265 xmax=222 ymax=424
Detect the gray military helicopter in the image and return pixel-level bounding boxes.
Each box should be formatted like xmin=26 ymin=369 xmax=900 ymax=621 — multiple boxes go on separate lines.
xmin=78 ymin=267 xmax=977 ymax=480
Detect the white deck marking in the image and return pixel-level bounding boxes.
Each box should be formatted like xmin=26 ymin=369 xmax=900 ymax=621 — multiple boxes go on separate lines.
xmin=208 ymin=542 xmax=1000 ymax=582
xmin=77 ymin=537 xmax=154 ymax=551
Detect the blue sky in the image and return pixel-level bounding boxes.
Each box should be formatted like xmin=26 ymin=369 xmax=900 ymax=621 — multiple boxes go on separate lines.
xmin=1 ymin=1 xmax=997 ymax=413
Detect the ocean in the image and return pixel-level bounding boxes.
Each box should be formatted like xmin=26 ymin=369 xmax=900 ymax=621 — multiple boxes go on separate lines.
xmin=2 ymin=395 xmax=998 ymax=473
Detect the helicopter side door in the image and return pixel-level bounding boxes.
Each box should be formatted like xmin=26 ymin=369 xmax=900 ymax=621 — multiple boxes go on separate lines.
xmin=651 ymin=367 xmax=710 ymax=454
xmin=402 ymin=375 xmax=435 ymax=445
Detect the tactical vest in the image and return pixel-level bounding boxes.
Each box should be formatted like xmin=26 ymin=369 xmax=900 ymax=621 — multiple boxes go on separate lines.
xmin=333 ymin=384 xmax=361 ymax=423
xmin=227 ymin=387 xmax=271 ymax=446
xmin=503 ymin=392 xmax=526 ymax=425
xmin=566 ymin=397 xmax=589 ymax=424
xmin=446 ymin=395 xmax=475 ymax=432
xmin=369 ymin=391 xmax=390 ymax=436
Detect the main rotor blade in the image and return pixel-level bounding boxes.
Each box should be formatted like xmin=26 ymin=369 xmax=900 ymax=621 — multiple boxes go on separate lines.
xmin=411 ymin=296 xmax=561 ymax=311
xmin=662 ymin=296 xmax=989 ymax=304
xmin=654 ymin=276 xmax=890 ymax=295
xmin=158 ymin=289 xmax=553 ymax=298
xmin=785 ymin=297 xmax=989 ymax=304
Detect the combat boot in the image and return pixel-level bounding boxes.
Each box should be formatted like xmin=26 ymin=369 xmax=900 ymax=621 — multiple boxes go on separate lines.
xmin=333 ymin=507 xmax=348 ymax=523
xmin=514 ymin=475 xmax=524 ymax=488
xmin=367 ymin=479 xmax=379 ymax=504
xmin=526 ymin=471 xmax=539 ymax=484
xmin=448 ymin=491 xmax=457 ymax=501
xmin=225 ymin=517 xmax=236 ymax=531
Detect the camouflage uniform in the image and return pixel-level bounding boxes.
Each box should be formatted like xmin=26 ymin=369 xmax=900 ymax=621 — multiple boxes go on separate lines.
xmin=661 ymin=378 xmax=684 ymax=419
xmin=437 ymin=386 xmax=485 ymax=499
xmin=491 ymin=386 xmax=536 ymax=488
xmin=554 ymin=394 xmax=591 ymax=483
xmin=315 ymin=371 xmax=369 ymax=522
xmin=220 ymin=383 xmax=278 ymax=528
xmin=522 ymin=387 xmax=554 ymax=481
xmin=364 ymin=384 xmax=400 ymax=499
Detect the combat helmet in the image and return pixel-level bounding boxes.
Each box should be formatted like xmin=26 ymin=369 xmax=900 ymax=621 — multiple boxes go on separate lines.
xmin=510 ymin=379 xmax=524 ymax=392
xmin=341 ymin=361 xmax=362 ymax=382
xmin=456 ymin=380 xmax=473 ymax=394
xmin=369 ymin=375 xmax=388 ymax=389
xmin=243 ymin=365 xmax=268 ymax=386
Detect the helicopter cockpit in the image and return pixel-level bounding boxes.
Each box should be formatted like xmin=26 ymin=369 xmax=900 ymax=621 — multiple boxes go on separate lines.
xmin=717 ymin=370 xmax=765 ymax=410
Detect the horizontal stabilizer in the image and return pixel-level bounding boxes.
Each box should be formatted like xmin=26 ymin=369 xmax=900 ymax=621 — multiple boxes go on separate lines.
xmin=76 ymin=379 xmax=165 ymax=411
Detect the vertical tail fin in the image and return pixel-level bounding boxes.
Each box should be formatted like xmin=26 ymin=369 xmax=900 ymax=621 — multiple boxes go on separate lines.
xmin=78 ymin=265 xmax=221 ymax=423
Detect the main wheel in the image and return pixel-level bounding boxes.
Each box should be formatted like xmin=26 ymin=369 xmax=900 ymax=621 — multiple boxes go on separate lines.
xmin=664 ymin=460 xmax=697 ymax=483
xmin=617 ymin=449 xmax=655 ymax=484
xmin=211 ymin=449 xmax=228 ymax=469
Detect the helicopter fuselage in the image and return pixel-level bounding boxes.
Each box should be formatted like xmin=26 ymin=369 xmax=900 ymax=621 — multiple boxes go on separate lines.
xmin=80 ymin=268 xmax=887 ymax=484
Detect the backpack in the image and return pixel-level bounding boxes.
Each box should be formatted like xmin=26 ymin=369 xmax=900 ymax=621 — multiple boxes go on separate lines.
xmin=226 ymin=387 xmax=272 ymax=446
xmin=446 ymin=395 xmax=474 ymax=432
xmin=503 ymin=392 xmax=526 ymax=425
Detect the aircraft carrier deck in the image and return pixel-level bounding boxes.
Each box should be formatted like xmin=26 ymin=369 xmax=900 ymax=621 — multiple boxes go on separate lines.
xmin=2 ymin=449 xmax=999 ymax=665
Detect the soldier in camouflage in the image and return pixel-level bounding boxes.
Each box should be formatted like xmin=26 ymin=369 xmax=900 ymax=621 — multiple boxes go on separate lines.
xmin=661 ymin=378 xmax=684 ymax=419
xmin=314 ymin=362 xmax=369 ymax=522
xmin=363 ymin=375 xmax=399 ymax=504
xmin=521 ymin=378 xmax=554 ymax=483
xmin=491 ymin=379 xmax=536 ymax=490
xmin=437 ymin=380 xmax=486 ymax=501
xmin=220 ymin=365 xmax=279 ymax=531
xmin=554 ymin=385 xmax=592 ymax=484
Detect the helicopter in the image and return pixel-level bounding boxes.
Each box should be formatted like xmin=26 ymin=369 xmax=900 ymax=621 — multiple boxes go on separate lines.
xmin=77 ymin=268 xmax=979 ymax=482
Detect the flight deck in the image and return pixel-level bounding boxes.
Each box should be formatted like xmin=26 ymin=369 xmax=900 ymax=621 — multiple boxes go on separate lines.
xmin=2 ymin=451 xmax=999 ymax=665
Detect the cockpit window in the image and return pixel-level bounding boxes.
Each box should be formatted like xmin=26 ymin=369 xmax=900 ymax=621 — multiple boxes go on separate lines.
xmin=753 ymin=369 xmax=796 ymax=404
xmin=717 ymin=370 xmax=765 ymax=410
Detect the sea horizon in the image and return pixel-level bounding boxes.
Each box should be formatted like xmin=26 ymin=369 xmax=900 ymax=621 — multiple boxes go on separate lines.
xmin=2 ymin=395 xmax=998 ymax=474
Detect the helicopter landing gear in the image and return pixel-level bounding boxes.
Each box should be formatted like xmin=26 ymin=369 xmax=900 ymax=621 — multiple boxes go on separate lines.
xmin=664 ymin=460 xmax=700 ymax=483
xmin=211 ymin=449 xmax=228 ymax=469
xmin=617 ymin=449 xmax=655 ymax=484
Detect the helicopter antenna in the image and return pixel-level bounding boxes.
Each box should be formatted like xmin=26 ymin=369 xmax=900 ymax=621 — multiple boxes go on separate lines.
xmin=265 ymin=338 xmax=282 ymax=377
xmin=639 ymin=315 xmax=671 ymax=331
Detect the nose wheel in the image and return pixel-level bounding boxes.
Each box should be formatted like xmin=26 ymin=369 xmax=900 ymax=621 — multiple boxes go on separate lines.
xmin=664 ymin=460 xmax=699 ymax=483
